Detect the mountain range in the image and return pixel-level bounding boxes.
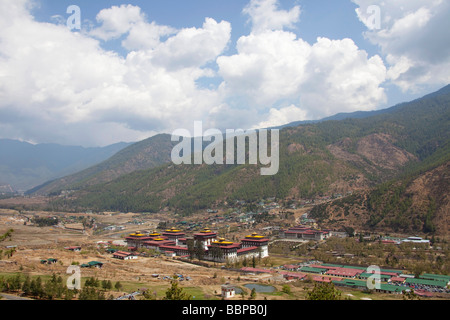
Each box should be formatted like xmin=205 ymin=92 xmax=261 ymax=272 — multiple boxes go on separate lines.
xmin=0 ymin=139 xmax=131 ymax=192
xmin=22 ymin=84 xmax=449 ymax=236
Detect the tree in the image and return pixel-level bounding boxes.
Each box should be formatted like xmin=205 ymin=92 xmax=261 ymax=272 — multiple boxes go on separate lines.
xmin=0 ymin=229 xmax=15 ymax=259
xmin=141 ymin=290 xmax=158 ymax=300
xmin=282 ymin=284 xmax=291 ymax=294
xmin=31 ymin=277 xmax=44 ymax=299
xmin=209 ymin=245 xmax=224 ymax=263
xmin=186 ymin=239 xmax=196 ymax=259
xmin=106 ymin=280 xmax=112 ymax=290
xmin=306 ymin=282 xmax=341 ymax=300
xmin=403 ymin=289 xmax=420 ymax=300
xmin=194 ymin=240 xmax=205 ymax=260
xmin=114 ymin=281 xmax=123 ymax=291
xmin=249 ymin=288 xmax=256 ymax=300
xmin=163 ymin=281 xmax=191 ymax=300
xmin=22 ymin=275 xmax=31 ymax=296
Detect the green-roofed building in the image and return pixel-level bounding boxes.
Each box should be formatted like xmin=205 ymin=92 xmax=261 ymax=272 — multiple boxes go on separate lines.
xmin=375 ymin=284 xmax=407 ymax=294
xmin=359 ymin=272 xmax=392 ymax=282
xmin=332 ymin=279 xmax=407 ymax=294
xmin=405 ymin=278 xmax=448 ymax=288
xmin=332 ymin=279 xmax=367 ymax=289
xmin=300 ymin=266 xmax=326 ymax=274
xmin=420 ymin=273 xmax=450 ymax=284
xmin=87 ymin=261 xmax=104 ymax=268
xmin=341 ymin=265 xmax=366 ymax=270
xmin=321 ymin=263 xmax=343 ymax=268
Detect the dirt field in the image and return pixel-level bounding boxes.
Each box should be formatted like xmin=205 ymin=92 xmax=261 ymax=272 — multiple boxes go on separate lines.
xmin=1 ymin=209 xmax=446 ymax=301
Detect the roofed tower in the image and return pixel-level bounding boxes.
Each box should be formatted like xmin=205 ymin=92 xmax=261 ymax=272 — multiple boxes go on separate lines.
xmin=193 ymin=227 xmax=218 ymax=250
xmin=240 ymin=232 xmax=269 ymax=258
xmin=162 ymin=227 xmax=186 ymax=245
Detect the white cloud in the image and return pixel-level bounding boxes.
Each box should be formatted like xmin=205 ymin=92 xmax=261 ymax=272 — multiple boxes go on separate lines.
xmin=0 ymin=0 xmax=391 ymax=147
xmin=243 ymin=0 xmax=301 ymax=33
xmin=0 ymin=1 xmax=230 ymax=146
xmin=353 ymin=0 xmax=450 ymax=91
xmin=89 ymin=4 xmax=145 ymax=41
xmin=90 ymin=4 xmax=176 ymax=51
xmin=150 ymin=18 xmax=231 ymax=70
xmin=218 ymin=27 xmax=387 ymax=122
xmin=255 ymin=105 xmax=308 ymax=129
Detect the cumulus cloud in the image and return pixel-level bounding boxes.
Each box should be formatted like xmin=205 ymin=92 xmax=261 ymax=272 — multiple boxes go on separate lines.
xmin=0 ymin=0 xmax=230 ymax=146
xmin=255 ymin=105 xmax=308 ymax=129
xmin=243 ymin=0 xmax=301 ymax=33
xmin=89 ymin=4 xmax=176 ymax=51
xmin=218 ymin=0 xmax=387 ymax=124
xmin=0 ymin=0 xmax=393 ymax=147
xmin=353 ymin=0 xmax=450 ymax=91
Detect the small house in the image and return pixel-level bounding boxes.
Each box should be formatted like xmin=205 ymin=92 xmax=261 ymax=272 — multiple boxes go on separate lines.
xmin=113 ymin=251 xmax=138 ymax=260
xmin=87 ymin=261 xmax=104 ymax=268
xmin=221 ymin=284 xmax=236 ymax=299
xmin=65 ymin=246 xmax=81 ymax=252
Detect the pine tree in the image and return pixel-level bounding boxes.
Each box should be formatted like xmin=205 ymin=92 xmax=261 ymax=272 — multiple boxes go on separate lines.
xmin=163 ymin=281 xmax=191 ymax=300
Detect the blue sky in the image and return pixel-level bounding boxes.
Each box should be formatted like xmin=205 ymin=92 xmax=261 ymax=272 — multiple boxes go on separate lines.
xmin=0 ymin=0 xmax=448 ymax=146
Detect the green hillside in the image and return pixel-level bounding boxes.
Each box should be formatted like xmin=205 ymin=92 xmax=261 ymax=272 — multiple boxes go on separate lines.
xmin=28 ymin=133 xmax=178 ymax=195
xmin=49 ymin=85 xmax=449 ymax=235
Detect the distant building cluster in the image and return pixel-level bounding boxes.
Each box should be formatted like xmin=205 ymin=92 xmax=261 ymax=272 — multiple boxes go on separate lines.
xmin=279 ymin=225 xmax=330 ymax=241
xmin=125 ymin=227 xmax=269 ymax=263
xmin=380 ymin=236 xmax=431 ymax=245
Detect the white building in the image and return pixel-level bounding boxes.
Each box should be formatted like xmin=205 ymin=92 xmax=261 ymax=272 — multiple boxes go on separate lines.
xmin=221 ymin=285 xmax=236 ymax=299
xmin=113 ymin=251 xmax=138 ymax=260
xmin=401 ymin=236 xmax=430 ymax=244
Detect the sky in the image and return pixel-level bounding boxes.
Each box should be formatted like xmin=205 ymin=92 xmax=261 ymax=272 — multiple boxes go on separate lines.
xmin=0 ymin=0 xmax=449 ymax=147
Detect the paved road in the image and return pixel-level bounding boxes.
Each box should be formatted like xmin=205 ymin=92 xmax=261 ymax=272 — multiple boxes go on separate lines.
xmin=0 ymin=293 xmax=33 ymax=300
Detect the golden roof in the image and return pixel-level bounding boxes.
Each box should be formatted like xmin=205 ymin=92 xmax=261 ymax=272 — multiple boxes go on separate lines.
xmin=246 ymin=232 xmax=264 ymax=238
xmin=129 ymin=232 xmax=145 ymax=237
xmin=165 ymin=227 xmax=182 ymax=233
xmin=213 ymin=237 xmax=233 ymax=245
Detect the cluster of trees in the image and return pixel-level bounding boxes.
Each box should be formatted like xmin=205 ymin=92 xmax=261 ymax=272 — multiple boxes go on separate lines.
xmin=32 ymin=216 xmax=59 ymax=227
xmin=0 ymin=273 xmax=124 ymax=300
xmin=1 ymin=274 xmax=74 ymax=300
xmin=306 ymin=282 xmax=342 ymax=300
xmin=0 ymin=229 xmax=15 ymax=259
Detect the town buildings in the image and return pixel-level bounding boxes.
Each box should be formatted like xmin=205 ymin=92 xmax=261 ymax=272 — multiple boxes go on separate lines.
xmin=124 ymin=227 xmax=269 ymax=263
xmin=279 ymin=225 xmax=330 ymax=241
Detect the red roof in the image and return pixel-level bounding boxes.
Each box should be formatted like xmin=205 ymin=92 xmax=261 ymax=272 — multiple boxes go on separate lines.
xmin=279 ymin=271 xmax=307 ymax=279
xmin=159 ymin=245 xmax=189 ymax=252
xmin=312 ymin=276 xmax=341 ymax=282
xmin=283 ymin=264 xmax=299 ymax=269
xmin=113 ymin=251 xmax=136 ymax=258
xmin=237 ymin=246 xmax=258 ymax=253
xmin=125 ymin=236 xmax=153 ymax=241
xmin=240 ymin=267 xmax=274 ymax=274
xmin=414 ymin=289 xmax=434 ymax=297
xmin=390 ymin=276 xmax=406 ymax=282
xmin=143 ymin=240 xmax=175 ymax=246
xmin=241 ymin=238 xmax=269 ymax=243
xmin=162 ymin=232 xmax=186 ymax=236
xmin=325 ymin=268 xmax=363 ymax=277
